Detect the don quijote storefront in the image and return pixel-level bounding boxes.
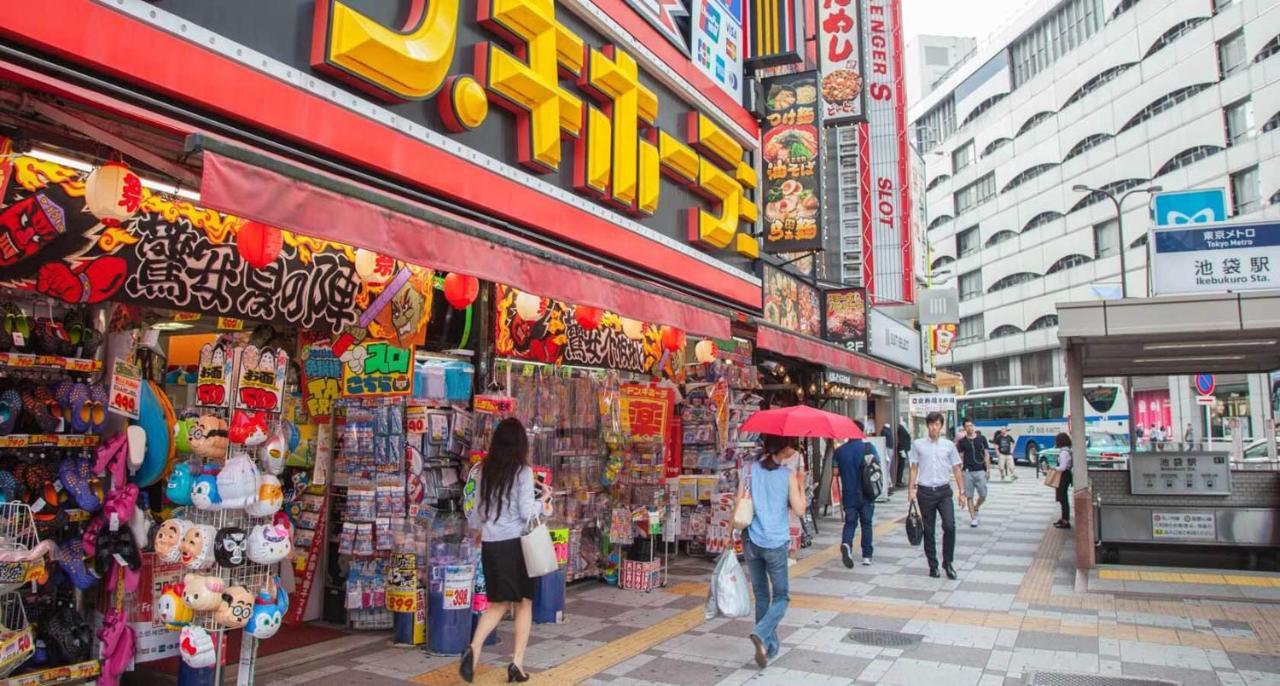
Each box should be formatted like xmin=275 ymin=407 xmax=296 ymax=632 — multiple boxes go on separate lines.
xmin=0 ymin=0 xmax=767 ymax=680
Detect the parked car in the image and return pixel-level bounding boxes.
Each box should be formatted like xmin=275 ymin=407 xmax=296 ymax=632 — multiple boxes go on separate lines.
xmin=1036 ymin=432 xmax=1131 ymax=475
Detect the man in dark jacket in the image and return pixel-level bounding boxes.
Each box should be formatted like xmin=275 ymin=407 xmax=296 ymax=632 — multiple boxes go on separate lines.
xmin=834 ymin=420 xmax=881 ymax=568
xmin=895 ymin=422 xmax=912 ymax=487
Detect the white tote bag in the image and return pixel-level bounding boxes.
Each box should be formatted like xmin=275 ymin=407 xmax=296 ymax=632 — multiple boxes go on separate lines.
xmin=521 ymin=516 xmax=558 ymax=578
xmin=731 ymin=463 xmax=754 ymax=530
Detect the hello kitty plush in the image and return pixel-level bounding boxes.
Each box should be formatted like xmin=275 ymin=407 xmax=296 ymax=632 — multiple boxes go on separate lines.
xmin=245 ymin=474 xmax=284 ymax=518
xmin=217 ymin=451 xmax=260 ymax=509
xmin=154 ymin=518 xmax=191 ymax=564
xmin=247 ymin=512 xmax=293 ymax=565
xmin=157 ymin=583 xmax=194 ymax=629
xmin=181 ymin=573 xmax=226 ymax=612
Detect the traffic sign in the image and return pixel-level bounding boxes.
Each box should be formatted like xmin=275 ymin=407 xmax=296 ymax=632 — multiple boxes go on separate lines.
xmin=1153 ymin=188 xmax=1227 ymax=227
xmin=1196 ymin=395 xmax=1215 ymax=406
xmin=1194 ymin=373 xmax=1216 ymax=396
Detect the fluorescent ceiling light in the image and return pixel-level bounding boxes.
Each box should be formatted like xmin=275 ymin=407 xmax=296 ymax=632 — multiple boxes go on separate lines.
xmin=1143 ymin=340 xmax=1276 ymax=351
xmin=29 ymin=147 xmax=200 ymax=201
xmin=1132 ymin=354 xmax=1246 ymax=363
xmin=150 ymin=322 xmax=195 ymax=331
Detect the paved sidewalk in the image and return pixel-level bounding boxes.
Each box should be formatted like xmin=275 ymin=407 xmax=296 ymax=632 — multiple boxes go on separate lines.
xmin=259 ymin=467 xmax=1280 ymax=685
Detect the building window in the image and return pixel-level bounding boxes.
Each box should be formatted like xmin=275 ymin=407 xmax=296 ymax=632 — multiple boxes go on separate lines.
xmin=1062 ymin=64 xmax=1135 ymax=108
xmin=985 ymin=230 xmax=1018 ymax=247
xmin=990 ymin=325 xmax=1023 ymax=339
xmin=983 ymin=138 xmax=1013 ymax=157
xmin=926 ymin=174 xmax=951 ymax=191
xmin=961 ymin=94 xmax=1008 ymax=127
xmin=958 ymin=314 xmax=984 ymax=343
xmin=987 ymin=272 xmax=1040 ymax=293
xmin=956 ymin=226 xmax=980 ymax=256
xmin=983 ymin=358 xmax=1011 ymax=387
xmin=1146 ymin=18 xmax=1209 ymax=59
xmin=1002 ymin=163 xmax=1059 ymax=192
xmin=1214 ymin=0 xmax=1233 ymax=12
xmin=1225 ymin=98 xmax=1254 ymax=146
xmin=1094 ymin=220 xmax=1119 ymax=258
xmin=931 ymin=255 xmax=956 ymax=271
xmin=1022 ymin=211 xmax=1064 ymax=233
xmin=1011 ymin=0 xmax=1105 ymax=88
xmin=1016 ymin=111 xmax=1055 ymax=137
xmin=954 ymin=173 xmax=996 ymax=214
xmin=1021 ymin=351 xmax=1055 ymax=386
xmin=1046 ymin=254 xmax=1093 ymax=274
xmin=1231 ymin=166 xmax=1261 ymax=215
xmin=1070 ymin=179 xmax=1148 ymax=213
xmin=1119 ymin=84 xmax=1213 ymax=133
xmin=1156 ymin=146 xmax=1224 ymax=177
xmin=928 ymin=214 xmax=954 ymax=231
xmin=1257 ymin=34 xmax=1280 ymax=63
xmin=916 ymin=97 xmax=956 ymax=153
xmin=1265 ymin=111 xmax=1280 ymax=134
xmin=959 ymin=269 xmax=983 ymax=301
xmin=1063 ymin=133 xmax=1113 ymax=162
xmin=1027 ymin=314 xmax=1059 ymax=331
xmin=1219 ymin=31 xmax=1248 ymax=78
xmin=952 ymin=140 xmax=976 ymax=173
xmin=1111 ymin=0 xmax=1140 ymax=19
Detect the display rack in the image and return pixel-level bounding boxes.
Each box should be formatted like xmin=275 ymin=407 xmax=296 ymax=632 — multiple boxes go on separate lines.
xmin=0 ymin=503 xmax=38 ymax=677
xmin=0 ymin=354 xmax=102 ymax=374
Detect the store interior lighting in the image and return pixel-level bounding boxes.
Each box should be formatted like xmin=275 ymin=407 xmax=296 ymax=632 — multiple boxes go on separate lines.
xmin=27 ymin=146 xmax=201 ymax=201
xmin=1132 ymin=354 xmax=1247 ymax=364
xmin=1142 ymin=340 xmax=1276 ymax=351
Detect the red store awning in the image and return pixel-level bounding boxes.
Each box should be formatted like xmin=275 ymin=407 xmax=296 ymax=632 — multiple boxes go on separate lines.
xmin=756 ymin=323 xmax=915 ymax=387
xmin=194 ymin=138 xmax=731 ymax=339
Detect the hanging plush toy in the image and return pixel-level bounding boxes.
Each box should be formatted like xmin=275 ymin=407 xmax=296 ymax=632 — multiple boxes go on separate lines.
xmin=165 ymin=463 xmax=194 ymax=506
xmin=246 ymin=577 xmax=289 ymax=639
xmin=179 ymin=625 xmax=216 ymax=669
xmin=214 ymin=527 xmax=249 ymax=568
xmin=181 ymin=573 xmax=226 ymax=612
xmin=179 ymin=524 xmax=217 ymax=570
xmin=245 ymin=474 xmax=284 ymax=518
xmin=257 ymin=431 xmax=288 ymax=475
xmin=154 ymin=519 xmax=191 ymax=564
xmin=216 ymin=451 xmax=260 ymax=509
xmin=228 ymin=410 xmax=270 ymax=447
xmin=213 ymin=585 xmax=255 ymax=629
xmin=247 ymin=512 xmax=292 ymax=565
xmin=187 ymin=415 xmax=229 ymax=461
xmin=190 ymin=466 xmax=222 ymax=510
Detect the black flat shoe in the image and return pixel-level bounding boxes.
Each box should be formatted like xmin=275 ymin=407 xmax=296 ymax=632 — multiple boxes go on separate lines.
xmin=1054 ymin=521 xmax=1072 ymax=529
xmin=928 ymin=566 xmax=940 ymax=578
xmin=459 ymin=646 xmax=475 ymax=683
xmin=508 ymin=664 xmax=530 ymax=683
xmin=944 ymin=564 xmax=958 ymax=580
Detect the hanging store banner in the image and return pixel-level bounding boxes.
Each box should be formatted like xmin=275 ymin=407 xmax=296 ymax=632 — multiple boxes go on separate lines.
xmin=341 ymin=340 xmax=415 ymax=397
xmin=298 ymin=337 xmax=342 ymax=421
xmin=0 ymin=157 xmax=447 ymax=341
xmin=859 ymin=0 xmax=913 ymax=304
xmin=620 ymin=384 xmax=676 ymax=442
xmin=909 ymin=392 xmax=956 ymax=416
xmin=493 ymin=285 xmax=685 ymax=378
xmin=690 ymin=0 xmax=746 ymax=102
xmin=817 ymin=0 xmax=866 ymax=123
xmin=823 ymin=287 xmax=867 ymax=352
xmin=745 ymin=0 xmax=805 ymax=66
xmin=1150 ymin=220 xmax=1280 ymax=295
xmin=762 ymin=265 xmax=822 ymax=337
xmin=11 ymin=0 xmax=762 ymax=301
xmin=932 ymin=323 xmax=957 ymax=355
xmin=761 ymin=71 xmax=823 ymax=253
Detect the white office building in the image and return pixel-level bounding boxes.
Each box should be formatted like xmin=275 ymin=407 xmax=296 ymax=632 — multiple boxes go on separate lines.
xmin=910 ymin=0 xmax=1280 ymax=401
xmin=907 ymin=34 xmax=979 ymax=104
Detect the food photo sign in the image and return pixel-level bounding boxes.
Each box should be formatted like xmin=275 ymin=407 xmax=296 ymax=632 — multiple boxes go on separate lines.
xmin=817 ymin=0 xmax=866 ymax=123
xmin=762 ymin=265 xmax=822 ymax=337
xmin=761 ymin=72 xmax=823 ymax=253
xmin=824 ymin=287 xmax=867 ymax=352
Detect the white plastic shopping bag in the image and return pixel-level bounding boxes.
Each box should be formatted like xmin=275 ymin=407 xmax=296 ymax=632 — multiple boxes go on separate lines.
xmin=704 ymin=548 xmax=752 ymax=620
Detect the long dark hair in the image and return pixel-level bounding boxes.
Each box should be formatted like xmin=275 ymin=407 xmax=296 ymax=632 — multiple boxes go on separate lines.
xmin=479 ymin=418 xmax=530 ymax=521
xmin=1055 ymin=432 xmax=1072 ymax=448
xmin=760 ymin=434 xmax=797 ymax=471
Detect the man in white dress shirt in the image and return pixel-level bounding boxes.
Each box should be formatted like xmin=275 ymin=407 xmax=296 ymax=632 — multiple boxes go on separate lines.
xmin=908 ymin=412 xmax=967 ymax=580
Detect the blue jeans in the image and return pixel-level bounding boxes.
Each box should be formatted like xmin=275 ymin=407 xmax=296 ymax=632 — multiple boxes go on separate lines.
xmin=842 ymin=501 xmax=874 ymax=558
xmin=744 ymin=537 xmax=790 ymax=658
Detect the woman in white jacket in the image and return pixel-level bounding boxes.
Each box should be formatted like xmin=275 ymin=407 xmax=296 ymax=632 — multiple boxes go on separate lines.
xmin=1053 ymin=432 xmax=1073 ymax=529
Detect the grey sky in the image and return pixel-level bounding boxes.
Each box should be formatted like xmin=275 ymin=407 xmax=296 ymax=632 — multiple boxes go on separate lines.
xmin=902 ymin=0 xmax=1029 ymax=46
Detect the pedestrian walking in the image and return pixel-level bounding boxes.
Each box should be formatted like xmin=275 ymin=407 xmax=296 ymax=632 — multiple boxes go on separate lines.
xmin=834 ymin=420 xmax=880 ymax=568
xmin=908 ymin=412 xmax=967 ymax=580
xmin=1052 ymin=432 xmax=1074 ymax=529
xmin=742 ymin=434 xmax=807 ymax=667
xmin=956 ymin=419 xmax=991 ymax=528
xmin=460 ymin=418 xmax=551 ymax=684
xmin=1183 ymin=422 xmax=1194 ymax=451
xmin=994 ymin=429 xmax=1016 ymax=480
xmin=895 ymin=421 xmax=912 ymax=488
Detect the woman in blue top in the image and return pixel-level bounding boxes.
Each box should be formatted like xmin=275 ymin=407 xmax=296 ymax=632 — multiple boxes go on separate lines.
xmin=460 ymin=418 xmax=549 ymax=684
xmin=740 ymin=433 xmax=807 ymax=668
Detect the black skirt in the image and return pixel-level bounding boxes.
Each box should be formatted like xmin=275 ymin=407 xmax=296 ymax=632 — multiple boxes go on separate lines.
xmin=481 ymin=538 xmax=535 ymax=602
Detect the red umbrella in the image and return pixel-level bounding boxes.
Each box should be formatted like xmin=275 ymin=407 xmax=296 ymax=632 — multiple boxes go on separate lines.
xmin=740 ymin=405 xmax=865 ymax=439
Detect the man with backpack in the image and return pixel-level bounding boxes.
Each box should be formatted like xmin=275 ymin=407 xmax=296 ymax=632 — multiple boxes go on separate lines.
xmin=833 ymin=419 xmax=882 ymax=568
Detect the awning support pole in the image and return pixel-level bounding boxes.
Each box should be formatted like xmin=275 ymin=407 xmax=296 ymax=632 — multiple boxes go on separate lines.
xmin=1066 ymin=343 xmax=1095 ymax=580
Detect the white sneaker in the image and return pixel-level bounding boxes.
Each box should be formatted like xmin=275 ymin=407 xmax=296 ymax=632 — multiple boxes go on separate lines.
xmin=787 ymin=558 xmax=796 ymax=567
xmin=970 ymin=517 xmax=979 ymax=527
xmin=862 ymin=557 xmax=872 ymax=566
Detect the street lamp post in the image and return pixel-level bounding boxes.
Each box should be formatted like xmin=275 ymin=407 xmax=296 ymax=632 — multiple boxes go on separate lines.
xmin=1071 ymin=184 xmax=1163 ymax=298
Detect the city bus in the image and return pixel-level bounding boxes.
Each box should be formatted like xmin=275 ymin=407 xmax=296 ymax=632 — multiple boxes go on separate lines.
xmin=956 ymin=384 xmax=1129 ymax=466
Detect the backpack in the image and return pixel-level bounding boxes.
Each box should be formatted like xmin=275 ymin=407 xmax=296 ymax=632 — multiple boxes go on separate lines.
xmin=860 ymin=457 xmax=883 ymax=501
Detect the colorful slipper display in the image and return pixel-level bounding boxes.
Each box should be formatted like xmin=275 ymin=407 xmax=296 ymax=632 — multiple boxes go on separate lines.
xmin=54 ymin=539 xmax=97 ymax=590
xmin=0 ymin=390 xmax=19 ymax=435
xmin=58 ymin=456 xmax=101 ymax=512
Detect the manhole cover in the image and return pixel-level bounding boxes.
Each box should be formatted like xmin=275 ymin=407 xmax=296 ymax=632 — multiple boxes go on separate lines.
xmin=1025 ymin=672 xmax=1178 ymax=686
xmin=843 ymin=629 xmax=923 ymax=647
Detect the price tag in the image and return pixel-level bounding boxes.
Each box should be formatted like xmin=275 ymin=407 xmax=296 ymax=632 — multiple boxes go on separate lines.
xmin=217 ymin=317 xmax=245 ymax=331
xmin=108 ymin=360 xmax=142 ymax=420
xmin=11 ymin=332 xmax=23 ymax=348
xmin=109 ymin=512 xmax=120 ymax=532
xmin=404 ymin=406 xmax=428 ymax=435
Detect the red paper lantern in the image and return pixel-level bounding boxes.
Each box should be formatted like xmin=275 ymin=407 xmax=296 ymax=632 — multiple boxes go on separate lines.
xmin=442 ymin=273 xmax=479 ymax=309
xmin=574 ymin=305 xmax=604 ymax=330
xmin=236 ymin=221 xmax=283 ymax=268
xmin=660 ymin=326 xmax=686 ymax=352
